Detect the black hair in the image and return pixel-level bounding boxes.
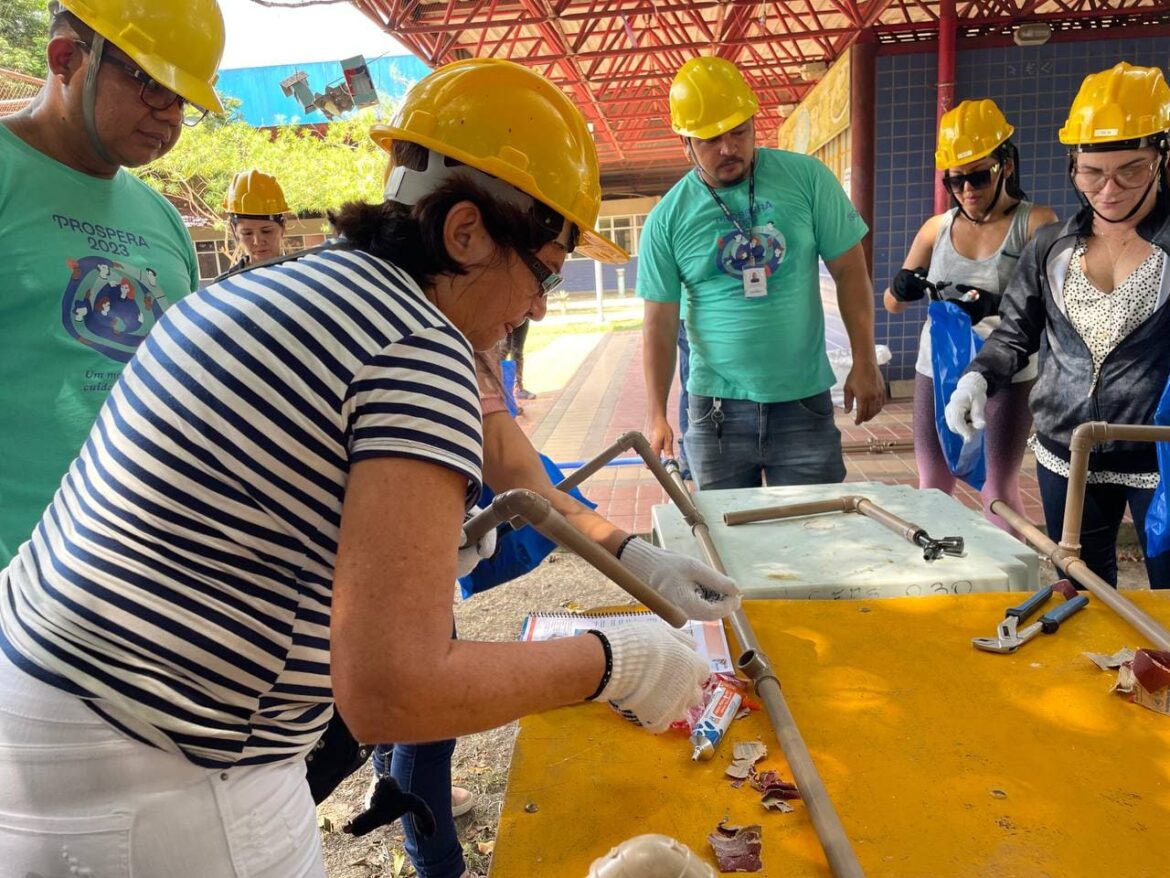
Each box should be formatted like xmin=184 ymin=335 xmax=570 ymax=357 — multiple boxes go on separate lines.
xmin=992 ymin=139 xmax=1028 ymax=201
xmin=48 ymin=6 xmax=93 ymax=41
xmin=328 ymin=140 xmax=560 ymax=289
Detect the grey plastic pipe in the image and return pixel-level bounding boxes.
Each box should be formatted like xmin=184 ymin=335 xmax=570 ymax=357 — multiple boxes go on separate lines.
xmin=991 ymin=498 xmax=1170 ymax=651
xmin=461 ymin=488 xmax=687 ymax=628
xmin=723 ymin=495 xmax=928 ymax=548
xmin=661 ymin=461 xmax=865 ymax=878
xmin=1061 ymin=421 xmax=1170 ymax=557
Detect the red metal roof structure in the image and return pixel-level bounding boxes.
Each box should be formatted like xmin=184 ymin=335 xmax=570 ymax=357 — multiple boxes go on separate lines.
xmin=343 ymin=0 xmax=1169 ymax=194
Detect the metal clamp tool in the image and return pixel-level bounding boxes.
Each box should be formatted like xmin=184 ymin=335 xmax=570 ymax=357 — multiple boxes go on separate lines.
xmin=971 ymin=579 xmax=1088 ymax=654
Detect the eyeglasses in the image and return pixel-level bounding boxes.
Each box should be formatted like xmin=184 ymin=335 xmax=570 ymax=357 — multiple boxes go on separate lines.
xmin=74 ymin=40 xmax=208 ymax=127
xmin=1072 ymin=157 xmax=1160 ymax=193
xmin=515 ymin=248 xmax=565 ymax=297
xmin=942 ymin=163 xmax=1000 ymax=194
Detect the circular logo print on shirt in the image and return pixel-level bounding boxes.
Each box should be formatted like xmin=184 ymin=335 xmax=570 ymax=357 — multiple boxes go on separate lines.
xmin=60 ymin=255 xmax=168 ymax=362
xmin=714 ymin=223 xmax=787 ymax=279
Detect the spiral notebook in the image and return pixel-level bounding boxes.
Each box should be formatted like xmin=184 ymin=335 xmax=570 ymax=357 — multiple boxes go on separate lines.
xmin=519 ymin=610 xmax=734 ymax=674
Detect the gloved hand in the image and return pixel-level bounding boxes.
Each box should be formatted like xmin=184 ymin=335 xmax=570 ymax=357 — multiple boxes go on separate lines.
xmin=592 ymin=624 xmax=710 ymax=734
xmin=890 ymin=267 xmax=932 ymax=302
xmin=944 ymin=372 xmax=989 ymax=442
xmin=344 ymin=774 xmax=436 ymax=838
xmin=948 ymin=284 xmax=1000 ymax=325
xmin=618 ymin=538 xmax=741 ymax=621
xmin=456 ymin=508 xmax=497 ymax=578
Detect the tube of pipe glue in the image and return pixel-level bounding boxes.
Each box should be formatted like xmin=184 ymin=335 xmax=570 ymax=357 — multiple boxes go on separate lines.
xmin=690 ymin=682 xmax=742 ymax=761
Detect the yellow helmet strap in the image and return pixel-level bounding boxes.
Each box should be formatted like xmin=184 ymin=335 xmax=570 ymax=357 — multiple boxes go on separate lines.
xmin=385 ymin=147 xmax=577 ymax=251
xmin=79 ymin=33 xmax=118 ymax=167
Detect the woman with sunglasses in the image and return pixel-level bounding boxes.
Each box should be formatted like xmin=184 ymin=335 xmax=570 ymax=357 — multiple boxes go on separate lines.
xmin=946 ymin=63 xmax=1170 ymax=589
xmin=884 ymin=99 xmax=1058 ymax=531
xmin=0 ymin=59 xmax=735 ymax=877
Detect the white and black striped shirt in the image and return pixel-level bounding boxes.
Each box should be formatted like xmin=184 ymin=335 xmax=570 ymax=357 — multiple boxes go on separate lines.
xmin=0 ymin=248 xmax=483 ymax=767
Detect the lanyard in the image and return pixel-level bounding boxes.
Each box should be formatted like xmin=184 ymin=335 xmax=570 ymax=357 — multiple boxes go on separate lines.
xmin=700 ymin=156 xmax=756 ymax=243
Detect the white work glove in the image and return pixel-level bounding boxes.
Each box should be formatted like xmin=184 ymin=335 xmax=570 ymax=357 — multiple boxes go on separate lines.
xmin=944 ymin=371 xmax=988 ymax=443
xmin=618 ymin=538 xmax=742 ymax=621
xmin=456 ymin=509 xmax=497 ymax=578
xmin=593 ymin=624 xmax=710 ymax=734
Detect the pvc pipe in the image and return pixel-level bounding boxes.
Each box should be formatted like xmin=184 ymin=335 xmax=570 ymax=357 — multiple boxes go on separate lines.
xmin=462 ymin=488 xmax=687 ymax=629
xmin=724 ymin=496 xmax=929 ymax=550
xmin=662 ymin=461 xmax=866 ymax=878
xmin=1062 ymin=422 xmax=1170 ymax=557
xmin=991 ymin=498 xmax=1170 ymax=651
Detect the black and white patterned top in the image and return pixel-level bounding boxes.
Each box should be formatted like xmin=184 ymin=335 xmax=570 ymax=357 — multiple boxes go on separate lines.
xmin=1032 ymin=238 xmax=1165 ymax=488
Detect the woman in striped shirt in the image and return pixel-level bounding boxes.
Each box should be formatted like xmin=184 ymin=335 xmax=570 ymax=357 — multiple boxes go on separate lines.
xmin=0 ymin=59 xmax=737 ymax=878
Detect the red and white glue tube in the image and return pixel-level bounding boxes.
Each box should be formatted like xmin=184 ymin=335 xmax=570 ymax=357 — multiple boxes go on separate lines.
xmin=690 ymin=682 xmax=742 ymax=761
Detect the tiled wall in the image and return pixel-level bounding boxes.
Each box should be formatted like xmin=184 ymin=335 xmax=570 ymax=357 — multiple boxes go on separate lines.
xmin=874 ymin=38 xmax=1169 ymax=381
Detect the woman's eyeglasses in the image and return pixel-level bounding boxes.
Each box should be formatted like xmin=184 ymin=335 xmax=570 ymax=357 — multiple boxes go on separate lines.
xmin=942 ymin=163 xmax=1000 ymax=194
xmin=515 ymin=248 xmax=565 ymax=297
xmin=1072 ymin=157 xmax=1160 ymax=193
xmin=74 ymin=40 xmax=209 ymax=127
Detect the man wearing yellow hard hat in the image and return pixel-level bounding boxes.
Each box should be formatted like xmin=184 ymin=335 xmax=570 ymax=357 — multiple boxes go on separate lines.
xmin=0 ymin=0 xmax=225 ymax=566
xmin=947 ymin=62 xmax=1170 ymax=589
xmin=638 ymin=56 xmax=886 ymax=492
xmin=219 ymin=169 xmax=290 ymax=278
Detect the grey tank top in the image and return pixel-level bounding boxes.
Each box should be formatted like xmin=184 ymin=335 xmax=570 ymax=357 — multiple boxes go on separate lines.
xmin=915 ymin=202 xmax=1039 ymax=381
xmin=926 ymin=203 xmax=1034 ymax=294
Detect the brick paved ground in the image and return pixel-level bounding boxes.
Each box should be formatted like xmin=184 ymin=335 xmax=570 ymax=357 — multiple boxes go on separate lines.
xmin=514 ymin=328 xmax=1046 ymax=536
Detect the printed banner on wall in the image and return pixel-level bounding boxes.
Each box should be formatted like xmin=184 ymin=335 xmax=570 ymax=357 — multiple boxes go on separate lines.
xmin=778 ymin=48 xmax=851 ymax=155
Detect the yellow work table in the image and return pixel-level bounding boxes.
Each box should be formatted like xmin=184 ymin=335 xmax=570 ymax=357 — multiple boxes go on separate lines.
xmin=492 ymin=592 xmax=1169 ymax=877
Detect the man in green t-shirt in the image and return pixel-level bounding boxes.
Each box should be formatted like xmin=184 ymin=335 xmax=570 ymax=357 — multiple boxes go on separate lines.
xmin=0 ymin=0 xmax=225 ymax=564
xmin=639 ymin=57 xmax=886 ymax=490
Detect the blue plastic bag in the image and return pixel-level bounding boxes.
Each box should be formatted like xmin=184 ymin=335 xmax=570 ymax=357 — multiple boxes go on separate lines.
xmin=458 ymin=453 xmax=597 ymax=598
xmin=1144 ymin=376 xmax=1170 ymax=558
xmin=928 ymin=300 xmax=987 ymax=491
xmin=498 ymin=359 xmax=519 ymax=416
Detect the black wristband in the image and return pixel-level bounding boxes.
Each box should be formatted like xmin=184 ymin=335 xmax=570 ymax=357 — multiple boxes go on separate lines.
xmin=584 ymin=629 xmax=613 ymax=701
xmin=615 ymin=534 xmax=639 ymax=560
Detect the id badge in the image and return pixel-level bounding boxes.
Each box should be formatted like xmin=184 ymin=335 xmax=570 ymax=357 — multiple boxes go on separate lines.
xmin=742 ymin=266 xmax=767 ymax=298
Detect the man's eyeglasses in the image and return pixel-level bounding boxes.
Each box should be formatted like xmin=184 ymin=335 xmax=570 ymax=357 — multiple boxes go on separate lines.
xmin=1072 ymin=157 xmax=1160 ymax=193
xmin=74 ymin=40 xmax=208 ymax=127
xmin=942 ymin=163 xmax=1000 ymax=194
xmin=515 ymin=248 xmax=565 ymax=297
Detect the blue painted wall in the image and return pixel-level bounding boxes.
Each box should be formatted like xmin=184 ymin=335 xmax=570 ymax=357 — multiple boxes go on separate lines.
xmin=216 ymin=55 xmax=432 ymax=128
xmin=874 ymin=38 xmax=1169 ymax=381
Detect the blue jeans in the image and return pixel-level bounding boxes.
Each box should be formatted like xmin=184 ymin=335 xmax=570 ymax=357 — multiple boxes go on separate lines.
xmin=1037 ymin=466 xmax=1170 ymax=589
xmin=371 ymin=740 xmax=464 ymax=878
xmin=684 ymin=390 xmax=846 ymax=490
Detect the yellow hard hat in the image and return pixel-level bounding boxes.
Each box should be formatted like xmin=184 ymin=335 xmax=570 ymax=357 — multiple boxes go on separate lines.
xmin=370 ymin=58 xmax=626 ymax=264
xmin=935 ymin=100 xmax=1014 ymax=170
xmin=56 ymin=0 xmax=225 ymax=114
xmin=669 ymin=57 xmax=759 ymax=140
xmin=1058 ymin=62 xmax=1170 ymax=147
xmin=225 ymin=170 xmax=289 ymax=217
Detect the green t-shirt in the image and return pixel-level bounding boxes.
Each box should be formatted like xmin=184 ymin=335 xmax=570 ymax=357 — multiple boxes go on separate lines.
xmin=638 ymin=148 xmax=868 ymax=403
xmin=0 ymin=123 xmax=198 ymax=564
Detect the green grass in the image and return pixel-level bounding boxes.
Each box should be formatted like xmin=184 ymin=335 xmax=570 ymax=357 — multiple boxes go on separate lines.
xmin=524 ymin=316 xmax=642 ymax=355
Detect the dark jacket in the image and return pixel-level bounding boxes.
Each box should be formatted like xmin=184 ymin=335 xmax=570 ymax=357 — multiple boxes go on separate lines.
xmin=970 ymin=197 xmax=1170 ymax=473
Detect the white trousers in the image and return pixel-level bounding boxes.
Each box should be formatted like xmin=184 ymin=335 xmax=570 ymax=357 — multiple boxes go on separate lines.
xmin=0 ymin=652 xmax=325 ymax=878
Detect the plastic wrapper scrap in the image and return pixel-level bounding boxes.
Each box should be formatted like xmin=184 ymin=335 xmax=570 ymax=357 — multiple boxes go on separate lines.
xmin=707 ymin=821 xmax=763 ymax=873
xmin=673 ymin=673 xmax=760 ymax=732
xmin=1114 ymin=649 xmax=1170 ymax=717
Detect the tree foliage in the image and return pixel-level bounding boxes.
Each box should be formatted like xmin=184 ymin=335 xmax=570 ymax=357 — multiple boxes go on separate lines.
xmin=133 ymin=104 xmax=391 ymax=232
xmin=0 ymin=0 xmax=50 ymax=78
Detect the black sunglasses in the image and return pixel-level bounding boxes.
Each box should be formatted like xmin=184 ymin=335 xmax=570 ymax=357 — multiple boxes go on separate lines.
xmin=942 ymin=162 xmax=1000 ymax=194
xmin=514 ymin=248 xmax=564 ymax=297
